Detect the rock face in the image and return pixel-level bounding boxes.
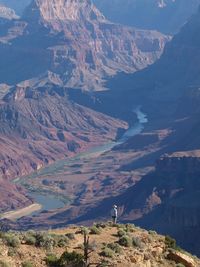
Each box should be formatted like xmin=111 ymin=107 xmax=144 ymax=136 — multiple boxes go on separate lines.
xmin=0 ymin=80 xmax=127 ymax=181
xmin=0 ymin=4 xmax=18 ymax=20
xmin=0 ymin=0 xmax=31 ymax=15
xmin=94 ymin=0 xmax=200 ymax=34
xmin=0 ymin=0 xmax=169 ymax=91
xmin=133 ymin=6 xmax=200 ymax=107
xmin=116 ymin=153 xmax=200 ymax=256
xmin=0 ymin=78 xmax=127 ymax=210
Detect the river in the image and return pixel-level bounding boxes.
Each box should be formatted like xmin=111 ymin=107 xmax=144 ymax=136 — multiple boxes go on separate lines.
xmin=13 ymin=106 xmax=148 ymax=217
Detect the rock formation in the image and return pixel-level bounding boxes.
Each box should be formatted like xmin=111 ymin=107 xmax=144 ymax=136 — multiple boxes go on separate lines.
xmin=0 ymin=0 xmax=169 ymax=90
xmin=0 ymin=3 xmax=18 ymax=23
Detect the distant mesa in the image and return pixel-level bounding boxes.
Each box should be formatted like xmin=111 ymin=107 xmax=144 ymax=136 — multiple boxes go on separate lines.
xmin=0 ymin=0 xmax=169 ymax=91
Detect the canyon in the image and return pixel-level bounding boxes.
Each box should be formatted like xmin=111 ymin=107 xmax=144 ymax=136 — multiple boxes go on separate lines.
xmin=0 ymin=0 xmax=200 ymax=258
xmin=0 ymin=0 xmax=169 ymax=212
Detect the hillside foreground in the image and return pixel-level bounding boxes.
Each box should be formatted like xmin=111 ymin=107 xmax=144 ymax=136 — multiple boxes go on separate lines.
xmin=0 ymin=223 xmax=199 ymax=267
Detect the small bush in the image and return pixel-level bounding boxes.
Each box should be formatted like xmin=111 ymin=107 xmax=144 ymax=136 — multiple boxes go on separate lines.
xmin=94 ymin=223 xmax=106 ymax=229
xmin=57 ymin=236 xmax=69 ymax=247
xmin=176 ymin=264 xmax=185 ymax=267
xmin=35 ymin=232 xmax=56 ymax=249
xmin=124 ymin=224 xmax=135 ymax=233
xmin=0 ymin=260 xmax=11 ymax=267
xmin=24 ymin=235 xmax=37 ymax=246
xmin=65 ymin=233 xmax=75 ymax=240
xmin=7 ymin=247 xmax=17 ymax=257
xmin=118 ymin=235 xmax=132 ymax=247
xmin=107 ymin=243 xmax=122 ymax=254
xmin=117 ymin=230 xmax=126 ymax=237
xmin=132 ymin=237 xmax=143 ymax=248
xmin=3 ymin=233 xmax=20 ymax=248
xmin=98 ymin=260 xmax=110 ymax=267
xmin=90 ymin=226 xmax=101 ymax=235
xmin=45 ymin=254 xmax=60 ymax=267
xmin=100 ymin=247 xmax=114 ymax=258
xmin=80 ymin=227 xmax=90 ymax=235
xmin=165 ymin=235 xmax=177 ymax=249
xmin=59 ymin=251 xmax=84 ymax=267
xmin=148 ymin=230 xmax=157 ymax=235
xmin=22 ymin=261 xmax=34 ymax=267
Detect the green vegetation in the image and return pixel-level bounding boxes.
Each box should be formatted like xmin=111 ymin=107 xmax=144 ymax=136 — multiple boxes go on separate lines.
xmin=132 ymin=236 xmax=143 ymax=248
xmin=65 ymin=233 xmax=75 ymax=240
xmin=22 ymin=261 xmax=34 ymax=267
xmin=148 ymin=230 xmax=157 ymax=235
xmin=59 ymin=251 xmax=84 ymax=267
xmin=0 ymin=260 xmax=10 ymax=267
xmin=7 ymin=247 xmax=17 ymax=257
xmin=118 ymin=235 xmax=132 ymax=247
xmin=45 ymin=254 xmax=60 ymax=267
xmin=46 ymin=251 xmax=84 ymax=267
xmin=100 ymin=247 xmax=114 ymax=258
xmin=98 ymin=260 xmax=110 ymax=267
xmin=90 ymin=226 xmax=101 ymax=235
xmin=23 ymin=231 xmax=69 ymax=249
xmin=107 ymin=243 xmax=122 ymax=254
xmin=117 ymin=229 xmax=126 ymax=237
xmin=165 ymin=235 xmax=178 ymax=250
xmin=2 ymin=233 xmax=20 ymax=248
xmin=23 ymin=232 xmax=37 ymax=246
xmin=80 ymin=227 xmax=90 ymax=235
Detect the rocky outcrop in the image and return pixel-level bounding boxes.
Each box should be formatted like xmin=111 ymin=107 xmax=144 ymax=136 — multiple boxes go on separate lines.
xmin=167 ymin=250 xmax=197 ymax=267
xmin=0 ymin=0 xmax=169 ymax=90
xmin=0 ymin=4 xmax=18 ymax=20
xmin=0 ymin=0 xmax=31 ymax=15
xmin=156 ymin=154 xmax=200 ymax=174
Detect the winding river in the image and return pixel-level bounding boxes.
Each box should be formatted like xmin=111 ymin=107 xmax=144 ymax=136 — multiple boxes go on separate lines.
xmin=10 ymin=106 xmax=148 ymax=218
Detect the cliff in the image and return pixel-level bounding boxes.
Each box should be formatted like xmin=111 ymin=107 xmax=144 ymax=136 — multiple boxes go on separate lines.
xmin=0 ymin=0 xmax=169 ymax=91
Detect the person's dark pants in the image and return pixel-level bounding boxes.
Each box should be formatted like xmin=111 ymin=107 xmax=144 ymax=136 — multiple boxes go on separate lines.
xmin=112 ymin=216 xmax=117 ymax=224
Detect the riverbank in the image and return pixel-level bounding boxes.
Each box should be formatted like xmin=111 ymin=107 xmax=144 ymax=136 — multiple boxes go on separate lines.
xmin=1 ymin=203 xmax=42 ymax=221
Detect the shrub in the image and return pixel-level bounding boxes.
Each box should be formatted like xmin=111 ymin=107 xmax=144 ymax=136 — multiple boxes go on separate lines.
xmin=45 ymin=254 xmax=60 ymax=267
xmin=57 ymin=236 xmax=69 ymax=247
xmin=0 ymin=260 xmax=11 ymax=267
xmin=59 ymin=251 xmax=84 ymax=267
xmin=124 ymin=224 xmax=135 ymax=233
xmin=97 ymin=260 xmax=110 ymax=267
xmin=22 ymin=261 xmax=34 ymax=267
xmin=7 ymin=247 xmax=17 ymax=257
xmin=24 ymin=234 xmax=37 ymax=246
xmin=65 ymin=233 xmax=75 ymax=240
xmin=118 ymin=235 xmax=132 ymax=247
xmin=148 ymin=230 xmax=157 ymax=235
xmin=90 ymin=226 xmax=101 ymax=235
xmin=94 ymin=223 xmax=106 ymax=229
xmin=98 ymin=260 xmax=110 ymax=267
xmin=176 ymin=264 xmax=185 ymax=267
xmin=80 ymin=227 xmax=90 ymax=235
xmin=165 ymin=235 xmax=177 ymax=249
xmin=107 ymin=243 xmax=122 ymax=254
xmin=35 ymin=232 xmax=56 ymax=249
xmin=132 ymin=237 xmax=143 ymax=248
xmin=3 ymin=233 xmax=20 ymax=248
xmin=100 ymin=247 xmax=114 ymax=258
xmin=117 ymin=230 xmax=126 ymax=237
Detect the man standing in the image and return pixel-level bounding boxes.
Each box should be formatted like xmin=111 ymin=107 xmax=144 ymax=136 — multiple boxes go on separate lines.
xmin=111 ymin=205 xmax=118 ymax=224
